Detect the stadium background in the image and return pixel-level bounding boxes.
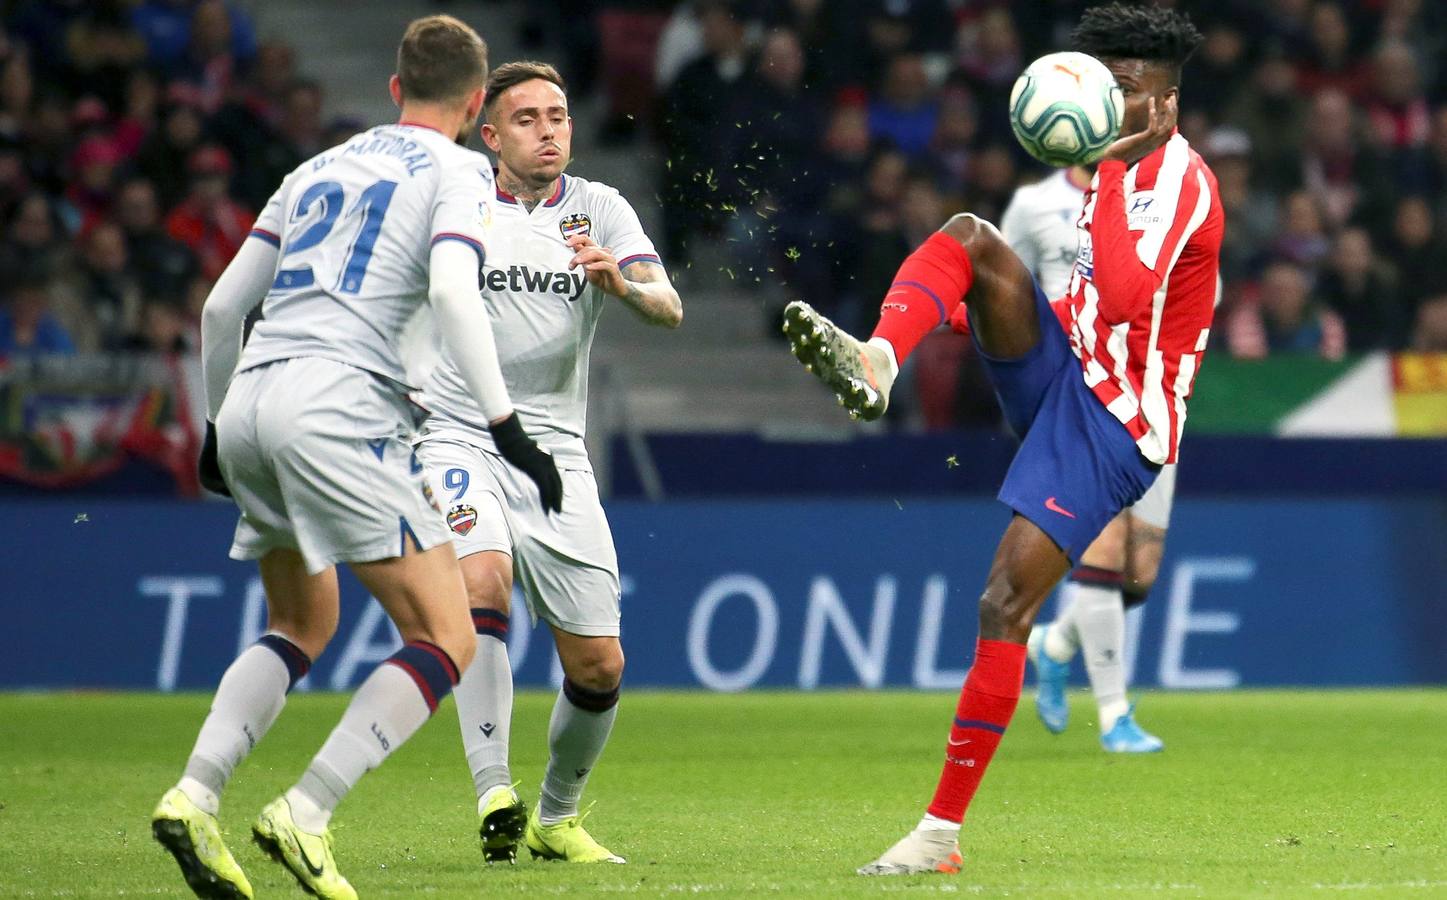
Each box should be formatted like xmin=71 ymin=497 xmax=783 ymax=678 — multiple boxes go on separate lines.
xmin=1 ymin=0 xmax=1444 ymax=696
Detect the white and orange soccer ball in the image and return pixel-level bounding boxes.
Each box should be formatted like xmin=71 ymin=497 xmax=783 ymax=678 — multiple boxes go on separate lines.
xmin=1009 ymin=51 xmax=1125 ymax=168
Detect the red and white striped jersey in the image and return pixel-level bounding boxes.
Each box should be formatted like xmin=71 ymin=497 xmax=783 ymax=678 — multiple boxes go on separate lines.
xmin=1057 ymin=132 xmax=1224 ymax=465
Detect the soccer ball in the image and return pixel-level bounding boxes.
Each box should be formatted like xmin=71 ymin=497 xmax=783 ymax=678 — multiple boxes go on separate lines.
xmin=1009 ymin=51 xmax=1124 ymax=168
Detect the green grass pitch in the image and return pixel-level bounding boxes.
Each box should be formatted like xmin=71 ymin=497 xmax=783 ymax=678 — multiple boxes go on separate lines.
xmin=2 ymin=690 xmax=1445 ymax=897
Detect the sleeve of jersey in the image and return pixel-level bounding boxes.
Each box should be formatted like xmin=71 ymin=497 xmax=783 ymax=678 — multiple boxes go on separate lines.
xmin=248 ymin=182 xmax=286 ymax=248
xmin=201 ymin=238 xmax=280 ymax=419
xmin=599 ymin=190 xmax=662 ymax=272
xmin=998 ymin=194 xmax=1040 ymax=277
xmin=429 ymin=164 xmax=492 ymax=265
xmin=1090 ymin=159 xmax=1201 ymax=325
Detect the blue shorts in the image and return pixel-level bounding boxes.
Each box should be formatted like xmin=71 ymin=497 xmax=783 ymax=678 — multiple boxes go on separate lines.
xmin=970 ymin=283 xmax=1160 ymax=565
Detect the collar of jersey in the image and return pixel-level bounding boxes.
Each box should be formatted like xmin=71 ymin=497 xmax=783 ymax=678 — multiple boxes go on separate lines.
xmin=495 ymin=172 xmax=566 ymax=208
xmin=396 ymin=119 xmax=445 ymax=135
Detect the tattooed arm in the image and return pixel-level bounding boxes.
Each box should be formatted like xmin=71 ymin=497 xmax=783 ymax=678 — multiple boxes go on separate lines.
xmin=566 ymin=236 xmax=683 ymax=328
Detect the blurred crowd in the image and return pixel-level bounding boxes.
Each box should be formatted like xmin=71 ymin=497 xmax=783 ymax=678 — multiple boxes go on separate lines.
xmin=530 ymin=0 xmax=1447 ymax=423
xmin=5 ymin=0 xmax=1447 ymax=428
xmin=0 ymin=0 xmax=349 ymax=359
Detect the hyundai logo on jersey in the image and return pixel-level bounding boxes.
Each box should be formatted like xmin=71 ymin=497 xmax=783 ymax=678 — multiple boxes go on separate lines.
xmin=483 ymin=265 xmax=588 ymax=300
xmin=1127 ymin=194 xmax=1164 ymax=229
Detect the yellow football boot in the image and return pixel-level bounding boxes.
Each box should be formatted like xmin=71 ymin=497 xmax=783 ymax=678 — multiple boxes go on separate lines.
xmin=479 ymin=784 xmax=529 ymax=865
xmin=525 ymin=805 xmax=625 ymax=864
xmin=151 ymin=787 xmax=254 ymax=899
xmin=251 ymin=796 xmax=357 ymax=900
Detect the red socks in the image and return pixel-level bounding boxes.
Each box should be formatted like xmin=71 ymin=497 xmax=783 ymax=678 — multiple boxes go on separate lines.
xmin=926 ymin=639 xmax=1027 ymax=823
xmin=872 ymin=231 xmax=974 ymax=364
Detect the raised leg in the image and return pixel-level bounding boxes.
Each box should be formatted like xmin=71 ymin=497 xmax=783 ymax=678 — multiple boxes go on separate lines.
xmin=784 ymin=214 xmax=1041 ymax=420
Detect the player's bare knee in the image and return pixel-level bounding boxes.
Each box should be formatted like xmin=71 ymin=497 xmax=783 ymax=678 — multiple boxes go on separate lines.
xmin=564 ymin=641 xmax=624 ymax=692
xmin=940 ymin=213 xmax=997 ymax=253
xmin=1081 ymin=516 xmax=1129 ymax=572
xmin=437 ymin=626 xmax=476 ymax=674
xmin=977 ymin=577 xmax=1033 ymax=643
xmin=1125 ymin=521 xmax=1167 ymax=593
xmin=1123 ymin=567 xmax=1158 ymax=599
xmin=461 ymin=558 xmax=511 ymax=615
xmin=266 ymin=613 xmax=336 ymax=661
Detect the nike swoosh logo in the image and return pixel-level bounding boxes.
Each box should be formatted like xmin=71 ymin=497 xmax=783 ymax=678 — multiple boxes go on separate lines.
xmin=1045 ymin=496 xmax=1076 ymax=519
xmin=296 ymin=839 xmax=326 ymax=878
xmin=947 ymin=738 xmax=972 ymax=746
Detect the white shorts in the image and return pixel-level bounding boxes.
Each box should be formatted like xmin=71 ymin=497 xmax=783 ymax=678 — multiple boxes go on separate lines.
xmin=219 ymin=358 xmax=450 ymax=575
xmin=416 ymin=436 xmax=621 ymax=637
xmin=1129 ymin=462 xmax=1177 ymax=530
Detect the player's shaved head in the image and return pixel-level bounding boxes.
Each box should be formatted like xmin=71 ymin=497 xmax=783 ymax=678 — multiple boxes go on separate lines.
xmin=397 ymin=14 xmax=488 ymax=103
xmin=484 ymin=61 xmax=567 ymax=118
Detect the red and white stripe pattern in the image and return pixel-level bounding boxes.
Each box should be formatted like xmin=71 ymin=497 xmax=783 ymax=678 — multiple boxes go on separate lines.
xmin=1060 ymin=133 xmax=1224 ymax=465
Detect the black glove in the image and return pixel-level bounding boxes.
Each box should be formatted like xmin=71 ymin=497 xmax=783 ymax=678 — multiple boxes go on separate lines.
xmin=199 ymin=420 xmax=231 ymax=497
xmin=489 ymin=413 xmax=563 ymax=513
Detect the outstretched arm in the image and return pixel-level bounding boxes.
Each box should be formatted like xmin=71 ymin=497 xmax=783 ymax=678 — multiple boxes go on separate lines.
xmin=567 ymin=236 xmax=683 ymax=329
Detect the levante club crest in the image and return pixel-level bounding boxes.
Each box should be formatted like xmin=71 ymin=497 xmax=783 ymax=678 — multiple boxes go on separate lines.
xmin=559 ymin=213 xmax=591 ymax=241
xmin=447 ymin=504 xmax=477 ymax=536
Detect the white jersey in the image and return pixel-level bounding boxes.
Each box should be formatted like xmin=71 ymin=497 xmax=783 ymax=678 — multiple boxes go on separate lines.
xmin=419 ymin=173 xmax=660 ymax=471
xmin=239 ymin=124 xmax=495 ymax=389
xmin=998 ymin=168 xmax=1088 ymax=300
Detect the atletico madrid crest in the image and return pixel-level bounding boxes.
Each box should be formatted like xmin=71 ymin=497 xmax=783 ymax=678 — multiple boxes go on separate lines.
xmin=559 ymin=213 xmax=591 ymax=241
xmin=446 ymin=504 xmax=477 ymax=536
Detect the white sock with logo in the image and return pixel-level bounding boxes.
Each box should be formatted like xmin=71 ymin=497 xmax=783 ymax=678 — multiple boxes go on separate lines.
xmin=292 ymin=651 xmax=449 ymax=831
xmin=455 ymin=629 xmax=514 ymax=809
xmin=538 ymin=680 xmax=619 ymax=825
xmin=178 ymin=635 xmax=308 ymax=814
xmin=1070 ymin=584 xmax=1130 ymax=731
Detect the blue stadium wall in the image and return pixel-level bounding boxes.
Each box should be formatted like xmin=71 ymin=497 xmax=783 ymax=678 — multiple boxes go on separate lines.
xmin=5 ymin=493 xmax=1446 ymax=691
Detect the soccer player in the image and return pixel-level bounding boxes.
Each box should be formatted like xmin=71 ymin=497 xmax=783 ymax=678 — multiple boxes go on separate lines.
xmin=413 ymin=62 xmax=681 ymax=865
xmin=1000 ymin=165 xmax=1172 ymax=753
xmin=783 ymin=5 xmax=1218 ymax=875
xmin=150 ymin=17 xmax=563 ymax=900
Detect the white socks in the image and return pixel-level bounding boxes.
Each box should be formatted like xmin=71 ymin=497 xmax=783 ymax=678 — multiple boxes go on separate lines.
xmin=1051 ymin=575 xmax=1131 ymax=732
xmin=917 ymin=812 xmax=961 ymax=833
xmin=178 ymin=633 xmax=310 ymax=814
xmin=292 ymin=642 xmax=458 ymax=830
xmin=178 ymin=777 xmax=220 ymax=816
xmin=1043 ymin=577 xmax=1132 ymax=731
xmin=456 ymin=627 xmax=515 ymax=803
xmin=1044 ymin=586 xmax=1081 ymax=663
xmin=538 ymin=680 xmax=619 ymax=824
xmin=866 ymin=337 xmax=901 ymax=378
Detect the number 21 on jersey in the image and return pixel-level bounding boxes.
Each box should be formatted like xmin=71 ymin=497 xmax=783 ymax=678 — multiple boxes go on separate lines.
xmin=273 ymin=179 xmax=397 ymax=295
